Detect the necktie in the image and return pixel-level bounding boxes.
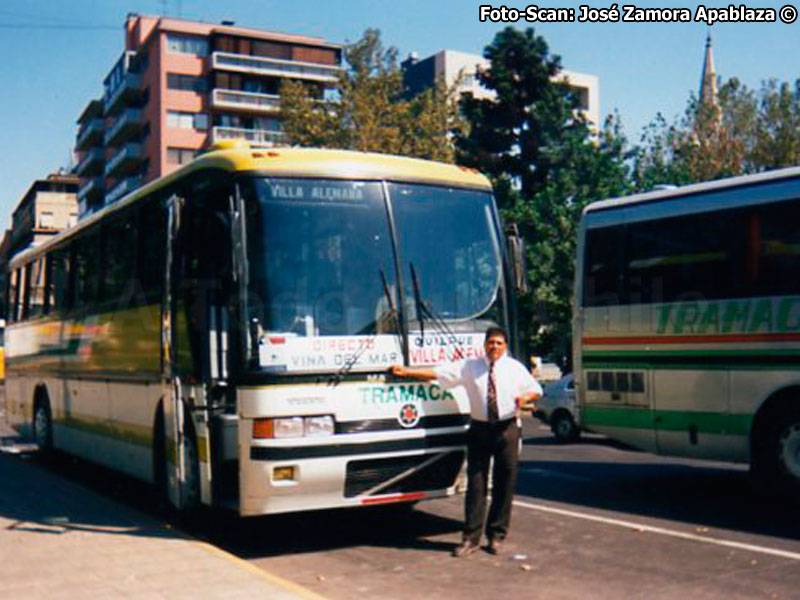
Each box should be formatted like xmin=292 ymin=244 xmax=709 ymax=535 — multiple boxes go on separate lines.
xmin=487 ymin=361 xmax=498 ymax=422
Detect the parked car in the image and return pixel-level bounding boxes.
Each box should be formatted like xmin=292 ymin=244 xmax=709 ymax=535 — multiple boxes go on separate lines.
xmin=535 ymin=373 xmax=580 ymax=443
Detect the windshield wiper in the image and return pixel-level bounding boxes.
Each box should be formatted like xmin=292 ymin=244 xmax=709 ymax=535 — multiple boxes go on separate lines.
xmin=329 ymin=269 xmax=404 ymax=387
xmin=408 ymin=263 xmax=467 ymax=362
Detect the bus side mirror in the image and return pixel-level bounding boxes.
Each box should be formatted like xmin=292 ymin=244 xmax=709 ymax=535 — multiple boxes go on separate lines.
xmin=506 ymin=223 xmax=529 ymax=295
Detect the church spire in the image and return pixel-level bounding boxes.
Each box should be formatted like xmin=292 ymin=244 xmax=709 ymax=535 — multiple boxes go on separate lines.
xmin=700 ymin=32 xmax=718 ymax=106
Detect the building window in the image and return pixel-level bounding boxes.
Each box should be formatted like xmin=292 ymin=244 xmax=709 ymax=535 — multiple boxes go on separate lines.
xmin=167 ymin=34 xmax=208 ymax=56
xmin=167 ymin=111 xmax=208 ymax=130
xmin=167 ymin=73 xmax=208 ymax=92
xmin=167 ymin=147 xmax=199 ymax=165
xmin=39 ymin=211 xmax=55 ymax=228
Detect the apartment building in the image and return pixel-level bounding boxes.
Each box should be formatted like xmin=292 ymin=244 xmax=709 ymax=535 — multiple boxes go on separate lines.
xmin=402 ymin=49 xmax=600 ymax=129
xmin=74 ymin=13 xmax=343 ymax=217
xmin=0 ymin=173 xmax=79 ymax=316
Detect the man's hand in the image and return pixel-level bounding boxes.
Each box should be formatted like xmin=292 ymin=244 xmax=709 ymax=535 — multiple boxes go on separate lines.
xmin=388 ymin=365 xmax=437 ymax=381
xmin=515 ymin=393 xmax=540 ymax=411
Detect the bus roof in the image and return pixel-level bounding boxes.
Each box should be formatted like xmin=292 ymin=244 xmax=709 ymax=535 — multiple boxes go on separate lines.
xmin=583 ymin=164 xmax=800 ymax=216
xmin=10 ymin=144 xmax=491 ymax=267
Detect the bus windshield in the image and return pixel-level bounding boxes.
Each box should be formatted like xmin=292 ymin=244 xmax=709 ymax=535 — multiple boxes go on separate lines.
xmin=244 ymin=177 xmax=504 ymax=373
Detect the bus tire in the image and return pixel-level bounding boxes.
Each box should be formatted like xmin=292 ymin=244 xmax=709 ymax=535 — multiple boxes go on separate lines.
xmin=181 ymin=421 xmax=201 ymax=512
xmin=760 ymin=405 xmax=800 ymax=492
xmin=152 ymin=406 xmax=168 ymax=507
xmin=32 ymin=391 xmax=53 ymax=457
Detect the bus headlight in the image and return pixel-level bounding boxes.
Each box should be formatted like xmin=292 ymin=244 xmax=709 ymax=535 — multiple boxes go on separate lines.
xmin=273 ymin=417 xmax=304 ymax=438
xmin=253 ymin=415 xmax=335 ymax=439
xmin=304 ymin=415 xmax=334 ymax=437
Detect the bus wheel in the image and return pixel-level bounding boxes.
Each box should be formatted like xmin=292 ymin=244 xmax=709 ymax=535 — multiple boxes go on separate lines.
xmin=33 ymin=398 xmax=53 ymax=456
xmin=152 ymin=409 xmax=168 ymax=507
xmin=763 ymin=406 xmax=800 ymax=491
xmin=181 ymin=428 xmax=201 ymax=511
xmin=775 ymin=409 xmax=800 ymax=487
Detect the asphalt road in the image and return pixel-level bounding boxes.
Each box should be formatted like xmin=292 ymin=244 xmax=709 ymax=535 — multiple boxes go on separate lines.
xmin=202 ymin=417 xmax=800 ymax=600
xmin=3 ymin=404 xmax=798 ymax=599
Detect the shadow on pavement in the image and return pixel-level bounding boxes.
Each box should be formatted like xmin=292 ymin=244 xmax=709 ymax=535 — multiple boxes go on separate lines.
xmin=0 ymin=446 xmax=178 ymax=541
xmin=196 ymin=502 xmax=462 ymax=560
xmin=0 ymin=435 xmax=462 ymax=559
xmin=515 ymin=452 xmax=800 ymax=542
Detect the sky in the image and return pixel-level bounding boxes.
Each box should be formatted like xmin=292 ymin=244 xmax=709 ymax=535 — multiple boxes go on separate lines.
xmin=0 ymin=0 xmax=798 ymax=222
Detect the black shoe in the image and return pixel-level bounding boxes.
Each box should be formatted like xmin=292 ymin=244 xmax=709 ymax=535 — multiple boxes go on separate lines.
xmin=487 ymin=538 xmax=504 ymax=555
xmin=452 ymin=539 xmax=479 ymax=557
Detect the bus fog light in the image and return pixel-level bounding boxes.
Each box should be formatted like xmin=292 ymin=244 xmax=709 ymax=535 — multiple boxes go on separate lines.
xmin=274 ymin=417 xmax=304 ymax=438
xmin=273 ymin=466 xmax=296 ymax=481
xmin=304 ymin=415 xmax=334 ymax=437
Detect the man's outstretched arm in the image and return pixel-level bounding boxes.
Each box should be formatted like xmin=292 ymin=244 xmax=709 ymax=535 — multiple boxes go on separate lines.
xmin=389 ymin=365 xmax=437 ymax=381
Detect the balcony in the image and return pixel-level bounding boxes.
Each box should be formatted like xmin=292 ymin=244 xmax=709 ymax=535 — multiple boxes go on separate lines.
xmin=104 ymin=143 xmax=143 ymax=178
xmin=211 ymin=89 xmax=282 ymax=114
xmin=75 ymin=149 xmax=104 ymax=177
xmin=211 ymin=126 xmax=284 ymax=147
xmin=104 ymin=109 xmax=143 ymax=146
xmin=105 ymin=175 xmax=143 ymax=205
xmin=77 ymin=177 xmax=105 ymax=206
xmin=104 ymin=72 xmax=142 ymax=115
xmin=76 ymin=119 xmax=105 ymax=151
xmin=212 ymin=52 xmax=341 ymax=84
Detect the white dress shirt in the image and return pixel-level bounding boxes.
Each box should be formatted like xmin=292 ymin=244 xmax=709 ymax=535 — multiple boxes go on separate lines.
xmin=434 ymin=353 xmax=542 ymax=422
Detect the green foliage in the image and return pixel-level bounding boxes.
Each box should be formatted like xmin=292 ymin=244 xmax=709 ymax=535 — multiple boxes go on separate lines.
xmin=457 ymin=27 xmax=629 ymax=365
xmin=633 ymin=76 xmax=800 ymax=191
xmin=279 ymin=29 xmax=463 ymax=162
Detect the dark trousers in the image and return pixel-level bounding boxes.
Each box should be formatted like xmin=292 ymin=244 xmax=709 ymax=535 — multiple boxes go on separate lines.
xmin=463 ymin=418 xmax=520 ymax=543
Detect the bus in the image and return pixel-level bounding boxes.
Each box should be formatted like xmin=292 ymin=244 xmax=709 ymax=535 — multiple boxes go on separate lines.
xmin=574 ymin=166 xmax=800 ymax=490
xmin=4 ymin=141 xmax=525 ymax=516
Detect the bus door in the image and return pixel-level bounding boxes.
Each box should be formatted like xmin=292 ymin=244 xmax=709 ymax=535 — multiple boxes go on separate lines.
xmin=161 ymin=193 xmax=198 ymax=510
xmin=167 ymin=180 xmax=239 ymax=510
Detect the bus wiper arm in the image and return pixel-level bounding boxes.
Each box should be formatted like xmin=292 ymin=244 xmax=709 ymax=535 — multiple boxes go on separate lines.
xmin=329 ymin=269 xmax=401 ymax=388
xmin=409 ymin=263 xmax=466 ymax=362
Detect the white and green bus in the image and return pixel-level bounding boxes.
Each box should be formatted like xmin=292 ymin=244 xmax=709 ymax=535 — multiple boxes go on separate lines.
xmin=574 ymin=166 xmax=800 ymax=489
xmin=4 ymin=141 xmax=525 ymax=516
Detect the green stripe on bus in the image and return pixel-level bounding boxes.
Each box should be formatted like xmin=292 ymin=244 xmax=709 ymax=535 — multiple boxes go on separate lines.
xmin=581 ymin=406 xmax=751 ymax=436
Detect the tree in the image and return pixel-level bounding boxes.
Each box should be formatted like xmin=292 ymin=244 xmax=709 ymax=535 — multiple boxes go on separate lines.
xmin=633 ymin=76 xmax=800 ymax=191
xmin=752 ymin=79 xmax=800 ymax=170
xmin=457 ymin=27 xmax=587 ymax=203
xmin=457 ymin=28 xmax=630 ymax=364
xmin=279 ymin=29 xmax=463 ymax=162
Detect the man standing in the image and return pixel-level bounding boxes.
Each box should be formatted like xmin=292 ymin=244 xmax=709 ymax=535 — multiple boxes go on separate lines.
xmin=390 ymin=326 xmax=542 ymax=557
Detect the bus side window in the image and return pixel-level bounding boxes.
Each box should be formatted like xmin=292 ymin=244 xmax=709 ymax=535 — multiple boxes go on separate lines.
xmin=583 ymin=225 xmax=626 ymax=306
xmin=21 ymin=262 xmax=33 ymax=320
xmin=138 ymin=198 xmax=168 ymax=305
xmin=27 ymin=258 xmax=46 ymax=318
xmin=8 ymin=268 xmax=21 ymax=323
xmin=756 ymin=200 xmax=800 ymax=296
xmin=50 ymin=247 xmax=71 ymax=314
xmin=103 ymin=214 xmax=137 ymax=308
xmin=72 ymin=233 xmax=102 ymax=310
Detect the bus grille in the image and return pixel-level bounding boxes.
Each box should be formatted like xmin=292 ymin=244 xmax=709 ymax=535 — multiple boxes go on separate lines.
xmin=344 ymin=451 xmax=465 ymax=498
